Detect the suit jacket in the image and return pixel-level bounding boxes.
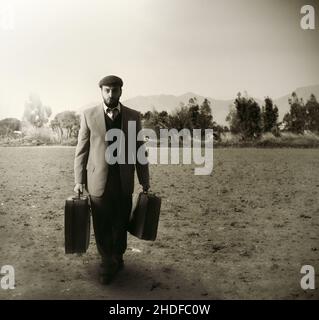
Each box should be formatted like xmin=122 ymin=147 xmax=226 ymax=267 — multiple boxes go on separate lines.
xmin=74 ymin=103 xmax=149 ymax=197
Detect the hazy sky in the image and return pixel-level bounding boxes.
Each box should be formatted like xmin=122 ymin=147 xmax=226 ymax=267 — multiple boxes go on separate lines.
xmin=0 ymin=0 xmax=318 ymax=119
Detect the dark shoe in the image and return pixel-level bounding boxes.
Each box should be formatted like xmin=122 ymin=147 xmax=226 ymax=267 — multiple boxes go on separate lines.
xmin=99 ymin=272 xmax=113 ymax=285
xmin=99 ymin=259 xmax=120 ymax=285
xmin=118 ymin=260 xmax=124 ymax=270
xmin=114 ymin=254 xmax=124 ymax=270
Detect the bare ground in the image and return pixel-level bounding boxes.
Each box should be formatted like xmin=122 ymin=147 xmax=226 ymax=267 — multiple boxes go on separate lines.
xmin=0 ymin=147 xmax=318 ymax=299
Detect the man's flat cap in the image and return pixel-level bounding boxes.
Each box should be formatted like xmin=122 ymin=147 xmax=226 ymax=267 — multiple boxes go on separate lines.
xmin=98 ymin=75 xmax=123 ymax=88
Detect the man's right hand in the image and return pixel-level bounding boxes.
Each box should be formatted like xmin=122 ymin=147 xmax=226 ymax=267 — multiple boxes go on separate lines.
xmin=74 ymin=183 xmax=85 ymax=194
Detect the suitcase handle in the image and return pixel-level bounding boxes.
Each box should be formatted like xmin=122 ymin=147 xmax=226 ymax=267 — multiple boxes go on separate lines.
xmin=143 ymin=189 xmax=156 ymax=195
xmin=73 ymin=190 xmax=84 ymax=201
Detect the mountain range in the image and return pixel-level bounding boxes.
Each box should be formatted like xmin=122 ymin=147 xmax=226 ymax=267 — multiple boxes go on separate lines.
xmin=80 ymin=84 xmax=319 ymax=126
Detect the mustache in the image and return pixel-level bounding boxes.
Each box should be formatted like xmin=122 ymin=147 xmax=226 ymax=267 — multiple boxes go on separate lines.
xmin=104 ymin=97 xmax=119 ymax=107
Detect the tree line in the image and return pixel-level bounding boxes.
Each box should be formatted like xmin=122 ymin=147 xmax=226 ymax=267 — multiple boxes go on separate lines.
xmin=226 ymin=92 xmax=319 ymax=139
xmin=0 ymin=94 xmax=80 ymax=142
xmin=140 ymin=91 xmax=319 ymax=141
xmin=0 ymin=91 xmax=319 ymax=142
xmin=142 ymin=98 xmax=225 ymax=140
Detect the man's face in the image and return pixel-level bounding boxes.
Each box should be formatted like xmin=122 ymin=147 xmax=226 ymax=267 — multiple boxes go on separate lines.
xmin=101 ymin=85 xmax=122 ymax=109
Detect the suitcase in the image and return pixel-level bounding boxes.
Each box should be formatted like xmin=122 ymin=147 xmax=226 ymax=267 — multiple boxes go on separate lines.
xmin=64 ymin=192 xmax=91 ymax=254
xmin=128 ymin=192 xmax=161 ymax=241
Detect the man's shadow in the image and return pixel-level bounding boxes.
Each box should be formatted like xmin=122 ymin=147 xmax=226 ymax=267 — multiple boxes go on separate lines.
xmin=85 ymin=259 xmax=218 ymax=299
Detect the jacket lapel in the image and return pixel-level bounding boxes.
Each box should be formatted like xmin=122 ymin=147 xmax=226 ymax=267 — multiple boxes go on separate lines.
xmin=94 ymin=103 xmax=107 ymax=137
xmin=120 ymin=103 xmax=127 ymax=134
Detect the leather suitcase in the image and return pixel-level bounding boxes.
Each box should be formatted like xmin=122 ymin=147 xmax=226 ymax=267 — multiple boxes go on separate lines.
xmin=64 ymin=192 xmax=91 ymax=254
xmin=129 ymin=192 xmax=161 ymax=241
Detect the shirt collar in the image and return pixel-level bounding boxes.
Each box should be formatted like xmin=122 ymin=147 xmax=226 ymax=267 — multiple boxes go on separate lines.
xmin=103 ymin=102 xmax=121 ymax=114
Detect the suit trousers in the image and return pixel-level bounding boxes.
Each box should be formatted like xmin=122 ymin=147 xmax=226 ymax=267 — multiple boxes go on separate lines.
xmin=89 ymin=166 xmax=132 ymax=260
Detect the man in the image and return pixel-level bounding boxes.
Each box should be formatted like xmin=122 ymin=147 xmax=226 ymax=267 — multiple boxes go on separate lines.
xmin=74 ymin=75 xmax=150 ymax=284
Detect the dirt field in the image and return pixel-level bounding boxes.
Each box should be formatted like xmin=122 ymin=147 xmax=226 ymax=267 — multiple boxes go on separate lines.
xmin=0 ymin=147 xmax=318 ymax=299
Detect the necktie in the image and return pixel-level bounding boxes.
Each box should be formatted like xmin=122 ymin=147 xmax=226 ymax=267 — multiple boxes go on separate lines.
xmin=106 ymin=107 xmax=119 ymax=120
xmin=111 ymin=108 xmax=119 ymax=120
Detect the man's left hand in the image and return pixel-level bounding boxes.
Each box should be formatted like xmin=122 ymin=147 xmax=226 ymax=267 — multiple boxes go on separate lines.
xmin=142 ymin=184 xmax=150 ymax=193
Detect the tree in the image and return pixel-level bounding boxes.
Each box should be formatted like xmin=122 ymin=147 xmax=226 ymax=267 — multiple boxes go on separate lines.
xmin=226 ymin=106 xmax=241 ymax=134
xmin=305 ymin=94 xmax=319 ymax=133
xmin=198 ymin=98 xmax=213 ymax=130
xmin=158 ymin=111 xmax=170 ymax=127
xmin=50 ymin=118 xmax=63 ymax=141
xmin=143 ymin=110 xmax=170 ymax=137
xmin=168 ymin=104 xmax=193 ymax=132
xmin=143 ymin=111 xmax=152 ymax=121
xmin=0 ymin=118 xmax=21 ymax=136
xmin=23 ymin=93 xmax=52 ymax=127
xmin=283 ymin=92 xmax=307 ymax=134
xmin=261 ymin=97 xmax=279 ymax=133
xmin=50 ymin=111 xmax=80 ymax=142
xmin=187 ymin=97 xmax=200 ymax=129
xmin=228 ymin=92 xmax=262 ymax=139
